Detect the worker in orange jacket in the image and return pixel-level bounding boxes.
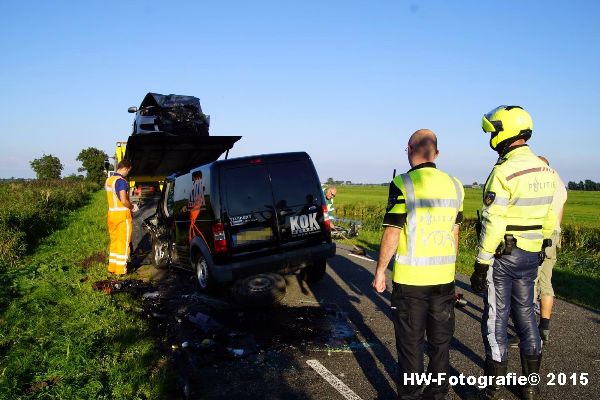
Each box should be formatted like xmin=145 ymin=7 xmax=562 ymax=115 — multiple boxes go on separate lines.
xmin=105 ymin=159 xmax=135 ymax=274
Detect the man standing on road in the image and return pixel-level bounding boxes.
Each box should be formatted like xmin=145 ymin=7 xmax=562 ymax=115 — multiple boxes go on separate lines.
xmin=534 ymin=156 xmax=567 ymax=343
xmin=323 ymin=185 xmax=337 ymax=229
xmin=469 ymin=106 xmax=557 ymax=400
xmin=373 ymin=129 xmax=464 ymax=400
xmin=105 ymin=159 xmax=136 ymax=275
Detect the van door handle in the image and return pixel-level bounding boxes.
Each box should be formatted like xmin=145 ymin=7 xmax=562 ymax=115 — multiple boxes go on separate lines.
xmin=279 ymin=209 xmax=295 ymax=216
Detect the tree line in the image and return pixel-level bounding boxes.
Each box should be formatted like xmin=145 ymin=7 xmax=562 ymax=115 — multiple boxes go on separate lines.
xmin=567 ymin=180 xmax=600 ymax=191
xmin=29 ymin=147 xmax=110 ymax=185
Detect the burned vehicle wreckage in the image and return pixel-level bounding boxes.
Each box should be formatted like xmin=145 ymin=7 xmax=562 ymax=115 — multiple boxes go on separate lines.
xmin=128 ymin=92 xmax=210 ymax=136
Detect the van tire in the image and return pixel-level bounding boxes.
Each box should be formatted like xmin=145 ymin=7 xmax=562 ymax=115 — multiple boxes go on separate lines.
xmin=232 ymin=273 xmax=286 ymax=306
xmin=194 ymin=255 xmax=216 ymax=293
xmin=152 ymin=238 xmax=170 ymax=269
xmin=301 ymin=259 xmax=327 ymax=283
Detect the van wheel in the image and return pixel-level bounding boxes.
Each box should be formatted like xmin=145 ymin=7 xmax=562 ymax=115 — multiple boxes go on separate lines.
xmin=232 ymin=273 xmax=286 ymax=306
xmin=301 ymin=259 xmax=327 ymax=283
xmin=194 ymin=255 xmax=215 ymax=293
xmin=152 ymin=238 xmax=170 ymax=269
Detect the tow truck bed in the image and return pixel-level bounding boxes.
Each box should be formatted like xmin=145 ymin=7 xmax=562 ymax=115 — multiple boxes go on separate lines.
xmin=125 ymin=134 xmax=241 ymax=178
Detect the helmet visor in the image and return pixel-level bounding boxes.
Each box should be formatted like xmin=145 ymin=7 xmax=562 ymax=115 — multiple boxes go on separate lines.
xmin=482 ymin=115 xmax=501 ymax=133
xmin=482 ymin=105 xmax=507 ymax=133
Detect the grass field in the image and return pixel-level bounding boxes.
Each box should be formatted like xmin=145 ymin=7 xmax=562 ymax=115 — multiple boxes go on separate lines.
xmin=334 ymin=184 xmax=600 ymax=309
xmin=336 ymin=185 xmax=600 ymax=228
xmin=0 ymin=191 xmax=173 ymax=399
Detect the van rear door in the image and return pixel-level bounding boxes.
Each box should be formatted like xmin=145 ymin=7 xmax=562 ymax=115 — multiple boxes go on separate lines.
xmin=268 ymin=158 xmax=326 ymax=246
xmin=220 ymin=164 xmax=279 ymax=253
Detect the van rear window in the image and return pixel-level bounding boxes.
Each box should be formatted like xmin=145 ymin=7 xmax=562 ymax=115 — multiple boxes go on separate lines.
xmin=270 ymin=160 xmax=320 ymax=207
xmin=222 ymin=165 xmax=272 ymax=215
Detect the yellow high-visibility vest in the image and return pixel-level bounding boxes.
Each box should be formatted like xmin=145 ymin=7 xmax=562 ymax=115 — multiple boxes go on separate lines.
xmin=105 ymin=175 xmax=131 ymax=217
xmin=385 ymin=165 xmax=464 ymax=285
xmin=476 ymin=145 xmax=558 ymax=264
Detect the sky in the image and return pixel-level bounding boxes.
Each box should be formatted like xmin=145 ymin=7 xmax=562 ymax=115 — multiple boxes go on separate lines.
xmin=1 ymin=0 xmax=599 ymax=184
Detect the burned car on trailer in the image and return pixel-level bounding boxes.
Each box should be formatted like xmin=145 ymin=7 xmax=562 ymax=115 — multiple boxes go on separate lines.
xmin=128 ymin=92 xmax=211 ymax=136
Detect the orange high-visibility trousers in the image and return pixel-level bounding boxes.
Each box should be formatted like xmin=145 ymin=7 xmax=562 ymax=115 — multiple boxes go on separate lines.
xmin=105 ymin=175 xmax=132 ymax=275
xmin=107 ymin=213 xmax=132 ymax=274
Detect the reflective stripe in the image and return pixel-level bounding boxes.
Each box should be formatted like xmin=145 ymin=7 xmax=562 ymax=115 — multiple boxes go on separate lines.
xmin=113 ymin=260 xmax=127 ymax=266
xmin=505 ymin=167 xmax=552 ymax=181
xmin=519 ymin=232 xmax=544 ymax=240
xmin=414 ymin=198 xmax=460 ymax=208
xmin=395 ymin=254 xmax=456 ymax=266
xmin=477 ymin=251 xmax=495 ymax=262
xmin=109 ymin=207 xmax=130 ymax=211
xmin=492 ymin=197 xmax=509 ymax=206
xmin=114 ymin=254 xmax=128 ymax=260
xmin=510 ymin=196 xmax=553 ymax=206
xmin=124 ymin=219 xmax=131 ymax=258
xmin=451 ymin=178 xmax=462 ymax=214
xmin=486 ymin=265 xmax=502 ymax=361
xmin=400 ymin=173 xmax=416 ymax=261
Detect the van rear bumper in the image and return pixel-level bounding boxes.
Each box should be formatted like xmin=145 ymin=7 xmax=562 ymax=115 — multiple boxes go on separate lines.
xmin=211 ymin=242 xmax=336 ymax=282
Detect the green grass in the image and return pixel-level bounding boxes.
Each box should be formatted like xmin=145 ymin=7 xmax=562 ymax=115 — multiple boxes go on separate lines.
xmin=336 ymin=185 xmax=600 ymax=228
xmin=334 ymin=185 xmax=600 ymax=309
xmin=0 ymin=180 xmax=99 ymax=269
xmin=0 ymin=191 xmax=174 ymax=399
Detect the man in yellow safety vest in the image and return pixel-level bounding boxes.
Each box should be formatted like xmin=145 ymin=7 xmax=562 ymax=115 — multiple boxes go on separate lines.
xmin=105 ymin=159 xmax=135 ymax=275
xmin=373 ymin=129 xmax=464 ymax=399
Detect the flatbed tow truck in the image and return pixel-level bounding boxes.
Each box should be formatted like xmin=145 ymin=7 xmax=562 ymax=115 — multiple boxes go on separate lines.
xmin=113 ymin=134 xmax=241 ymax=203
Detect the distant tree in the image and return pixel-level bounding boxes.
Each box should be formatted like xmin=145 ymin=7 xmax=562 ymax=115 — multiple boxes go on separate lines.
xmin=77 ymin=147 xmax=109 ymax=185
xmin=30 ymin=154 xmax=63 ymax=180
xmin=64 ymin=173 xmax=85 ymax=181
xmin=567 ymin=180 xmax=600 ymax=191
xmin=345 ymin=180 xmax=352 ymax=185
xmin=585 ymin=179 xmax=595 ymax=191
xmin=472 ymin=182 xmax=478 ymax=186
xmin=326 ymin=177 xmax=335 ymax=185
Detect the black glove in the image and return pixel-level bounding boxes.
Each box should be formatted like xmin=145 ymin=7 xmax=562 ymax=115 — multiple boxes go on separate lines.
xmin=539 ymin=239 xmax=552 ymax=265
xmin=470 ymin=262 xmax=489 ymax=294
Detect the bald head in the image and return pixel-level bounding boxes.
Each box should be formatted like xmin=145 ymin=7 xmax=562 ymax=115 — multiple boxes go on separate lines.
xmin=407 ymin=129 xmax=439 ymax=165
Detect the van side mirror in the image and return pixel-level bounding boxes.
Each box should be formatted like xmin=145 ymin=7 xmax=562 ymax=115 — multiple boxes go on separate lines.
xmin=128 ymin=106 xmax=138 ymax=113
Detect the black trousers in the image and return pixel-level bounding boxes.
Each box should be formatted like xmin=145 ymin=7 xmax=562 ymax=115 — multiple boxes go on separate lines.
xmin=391 ymin=281 xmax=455 ymax=400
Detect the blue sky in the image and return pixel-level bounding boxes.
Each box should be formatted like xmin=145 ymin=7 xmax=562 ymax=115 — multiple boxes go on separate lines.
xmin=1 ymin=0 xmax=598 ymax=184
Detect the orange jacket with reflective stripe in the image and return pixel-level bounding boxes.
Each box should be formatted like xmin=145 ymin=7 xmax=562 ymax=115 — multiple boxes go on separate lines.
xmin=105 ymin=175 xmax=131 ymax=218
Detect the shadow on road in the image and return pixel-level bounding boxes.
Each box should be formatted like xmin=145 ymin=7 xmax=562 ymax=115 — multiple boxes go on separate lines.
xmin=308 ymin=254 xmax=399 ymax=399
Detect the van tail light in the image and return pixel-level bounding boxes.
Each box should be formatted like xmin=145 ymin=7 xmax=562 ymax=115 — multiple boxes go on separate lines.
xmin=212 ymin=222 xmax=228 ymax=253
xmin=322 ymin=205 xmax=331 ymax=232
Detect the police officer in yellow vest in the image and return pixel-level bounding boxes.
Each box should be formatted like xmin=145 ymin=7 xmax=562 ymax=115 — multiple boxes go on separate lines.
xmin=469 ymin=106 xmax=557 ymax=400
xmin=373 ymin=129 xmax=464 ymax=400
xmin=105 ymin=159 xmax=135 ymax=275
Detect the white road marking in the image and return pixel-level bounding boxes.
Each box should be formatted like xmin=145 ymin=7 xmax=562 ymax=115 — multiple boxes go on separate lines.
xmin=347 ymin=253 xmax=375 ymax=262
xmin=306 ymin=359 xmax=363 ymax=400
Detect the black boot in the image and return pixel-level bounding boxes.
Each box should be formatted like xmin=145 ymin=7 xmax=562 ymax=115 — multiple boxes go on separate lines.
xmin=520 ymin=352 xmax=542 ymax=400
xmin=466 ymin=358 xmax=507 ymax=399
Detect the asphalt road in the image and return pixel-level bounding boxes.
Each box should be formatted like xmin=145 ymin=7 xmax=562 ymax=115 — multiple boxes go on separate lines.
xmin=130 ymin=202 xmax=600 ymax=399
